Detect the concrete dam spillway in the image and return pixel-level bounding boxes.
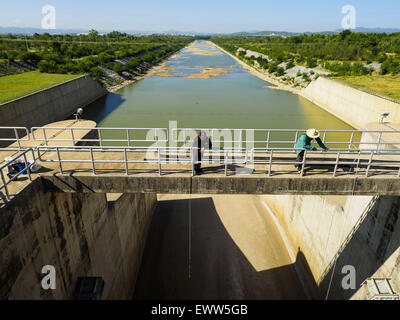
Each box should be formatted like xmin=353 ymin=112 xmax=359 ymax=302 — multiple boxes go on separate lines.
xmin=1 ymin=40 xmax=400 ymax=300
xmin=133 ymin=195 xmax=309 ymax=300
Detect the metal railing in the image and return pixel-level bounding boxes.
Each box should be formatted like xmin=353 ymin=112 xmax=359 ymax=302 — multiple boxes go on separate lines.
xmin=250 ymin=148 xmax=400 ymax=177
xmin=31 ymin=127 xmax=169 ymax=147
xmin=34 ymin=145 xmax=249 ymax=176
xmin=30 ymin=145 xmax=400 ymax=177
xmin=0 ymin=127 xmax=30 ymax=149
xmin=2 ymin=144 xmax=400 ymax=204
xmin=0 ymin=148 xmax=36 ymax=203
xmin=171 ymin=128 xmax=400 ymax=151
xmin=2 ymin=126 xmax=400 ymax=151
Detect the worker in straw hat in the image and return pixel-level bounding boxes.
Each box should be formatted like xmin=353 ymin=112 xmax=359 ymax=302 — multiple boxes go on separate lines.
xmin=295 ymin=128 xmax=328 ymax=171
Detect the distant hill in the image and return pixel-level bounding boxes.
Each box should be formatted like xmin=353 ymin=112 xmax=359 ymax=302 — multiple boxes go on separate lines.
xmin=0 ymin=26 xmax=86 ymax=35
xmin=226 ymin=30 xmax=300 ymax=37
xmin=336 ymin=27 xmax=400 ymax=34
xmin=219 ymin=27 xmax=400 ymax=37
xmin=1 ymin=26 xmax=399 ymax=36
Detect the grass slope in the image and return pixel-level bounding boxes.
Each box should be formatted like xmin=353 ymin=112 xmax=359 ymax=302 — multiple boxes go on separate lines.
xmin=0 ymin=71 xmax=81 ymax=104
xmin=335 ymin=75 xmax=400 ymax=101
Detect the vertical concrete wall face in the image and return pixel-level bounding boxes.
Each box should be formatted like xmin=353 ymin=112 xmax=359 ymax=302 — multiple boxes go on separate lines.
xmin=0 ymin=75 xmax=107 ymax=128
xmin=0 ymin=180 xmax=157 ymax=300
xmin=302 ymin=77 xmax=400 ymax=129
xmin=263 ymin=194 xmax=400 ymax=299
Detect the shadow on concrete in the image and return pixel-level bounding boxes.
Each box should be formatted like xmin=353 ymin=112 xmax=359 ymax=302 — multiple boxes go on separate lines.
xmin=133 ymin=197 xmax=319 ymax=300
xmin=317 ymin=196 xmax=400 ymax=299
xmin=83 ymin=93 xmax=126 ymax=124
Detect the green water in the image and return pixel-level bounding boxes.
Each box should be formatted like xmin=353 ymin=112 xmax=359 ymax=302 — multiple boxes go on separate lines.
xmin=84 ymin=40 xmax=356 ymax=147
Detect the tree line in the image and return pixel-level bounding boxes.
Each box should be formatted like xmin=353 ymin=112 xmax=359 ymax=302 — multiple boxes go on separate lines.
xmin=0 ymin=30 xmax=192 ymax=81
xmin=212 ymin=30 xmax=400 ymax=76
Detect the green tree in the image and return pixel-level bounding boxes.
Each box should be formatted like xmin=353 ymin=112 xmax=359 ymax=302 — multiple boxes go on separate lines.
xmin=113 ymin=62 xmax=124 ymax=75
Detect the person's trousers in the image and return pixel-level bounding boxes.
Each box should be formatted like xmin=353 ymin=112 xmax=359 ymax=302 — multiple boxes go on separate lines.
xmin=296 ymin=151 xmax=304 ymax=169
xmin=194 ymin=152 xmax=202 ymax=173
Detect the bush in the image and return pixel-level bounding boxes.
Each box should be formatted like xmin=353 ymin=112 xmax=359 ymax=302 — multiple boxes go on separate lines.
xmin=90 ymin=66 xmax=103 ymax=79
xmin=113 ymin=62 xmax=124 ymax=75
xmin=38 ymin=59 xmax=58 ymax=73
xmin=276 ymin=67 xmax=285 ymax=77
xmin=19 ymin=52 xmax=42 ymax=64
xmin=286 ymin=60 xmax=295 ymax=69
xmin=306 ymin=58 xmax=317 ymax=68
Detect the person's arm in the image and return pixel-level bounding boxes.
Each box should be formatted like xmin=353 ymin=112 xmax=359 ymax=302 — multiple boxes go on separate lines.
xmin=316 ymin=137 xmax=328 ymax=150
xmin=298 ymin=135 xmax=315 ymax=151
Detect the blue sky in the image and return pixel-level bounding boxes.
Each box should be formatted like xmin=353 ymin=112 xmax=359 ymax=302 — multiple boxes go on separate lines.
xmin=1 ymin=0 xmax=399 ymax=33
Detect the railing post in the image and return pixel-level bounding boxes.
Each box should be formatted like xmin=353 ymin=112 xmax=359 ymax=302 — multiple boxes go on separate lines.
xmin=300 ymin=150 xmax=307 ymax=176
xmin=158 ymin=147 xmax=161 ymax=176
xmin=268 ymin=150 xmax=273 ymax=176
xmin=377 ymin=132 xmax=383 ymax=152
xmin=294 ymin=131 xmax=299 ymax=148
xmin=333 ymin=152 xmax=340 ymax=177
xmin=56 ymin=147 xmax=63 ymax=174
xmin=127 ymin=129 xmax=130 ymax=147
xmin=124 ymin=148 xmax=129 ymax=175
xmin=43 ymin=128 xmax=48 ymax=146
xmin=14 ymin=128 xmax=21 ymax=150
xmin=191 ymin=148 xmax=194 ymax=177
xmin=348 ymin=131 xmax=355 ymax=151
xmin=98 ymin=128 xmax=103 ymax=149
xmin=70 ymin=128 xmax=75 ymax=146
xmin=90 ymin=148 xmax=96 ymax=175
xmin=0 ymin=170 xmax=10 ymax=200
xmin=366 ymin=152 xmax=374 ymax=177
xmin=266 ymin=130 xmax=270 ymax=149
xmin=225 ymin=151 xmax=228 ymax=176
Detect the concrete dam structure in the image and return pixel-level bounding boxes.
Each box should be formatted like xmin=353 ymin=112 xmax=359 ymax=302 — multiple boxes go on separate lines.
xmin=1 ymin=41 xmax=400 ymax=300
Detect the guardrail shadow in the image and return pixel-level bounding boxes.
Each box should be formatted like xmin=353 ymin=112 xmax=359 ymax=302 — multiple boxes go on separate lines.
xmin=317 ymin=196 xmax=400 ymax=299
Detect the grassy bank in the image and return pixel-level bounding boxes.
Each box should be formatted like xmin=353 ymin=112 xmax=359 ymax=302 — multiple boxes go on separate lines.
xmin=0 ymin=71 xmax=80 ymax=104
xmin=334 ymin=75 xmax=400 ymax=101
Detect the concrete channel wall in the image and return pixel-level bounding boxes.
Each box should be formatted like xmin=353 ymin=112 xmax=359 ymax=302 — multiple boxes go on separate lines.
xmin=262 ymin=194 xmax=400 ymax=299
xmin=302 ymin=77 xmax=400 ymax=130
xmin=0 ymin=178 xmax=157 ymax=299
xmin=0 ymin=75 xmax=107 ymax=129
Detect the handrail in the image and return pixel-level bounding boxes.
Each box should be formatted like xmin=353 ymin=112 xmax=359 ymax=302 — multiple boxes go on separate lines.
xmin=0 ymin=127 xmax=30 ymax=149
xmin=31 ymin=127 xmax=169 ymax=146
xmin=2 ymin=145 xmax=400 ymax=204
xmin=32 ymin=145 xmax=400 ymax=178
xmin=2 ymin=126 xmax=400 ymax=150
xmin=0 ymin=148 xmax=36 ymax=203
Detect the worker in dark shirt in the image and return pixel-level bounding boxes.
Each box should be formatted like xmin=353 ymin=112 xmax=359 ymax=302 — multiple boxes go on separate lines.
xmin=192 ymin=131 xmax=212 ymax=175
xmin=295 ymin=128 xmax=328 ymax=171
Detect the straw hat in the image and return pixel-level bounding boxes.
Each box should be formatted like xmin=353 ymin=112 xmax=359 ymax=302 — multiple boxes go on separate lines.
xmin=306 ymin=128 xmax=320 ymax=139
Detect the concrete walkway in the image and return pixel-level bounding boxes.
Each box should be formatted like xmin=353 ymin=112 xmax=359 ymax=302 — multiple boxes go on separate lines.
xmin=0 ymin=120 xmax=96 ymax=205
